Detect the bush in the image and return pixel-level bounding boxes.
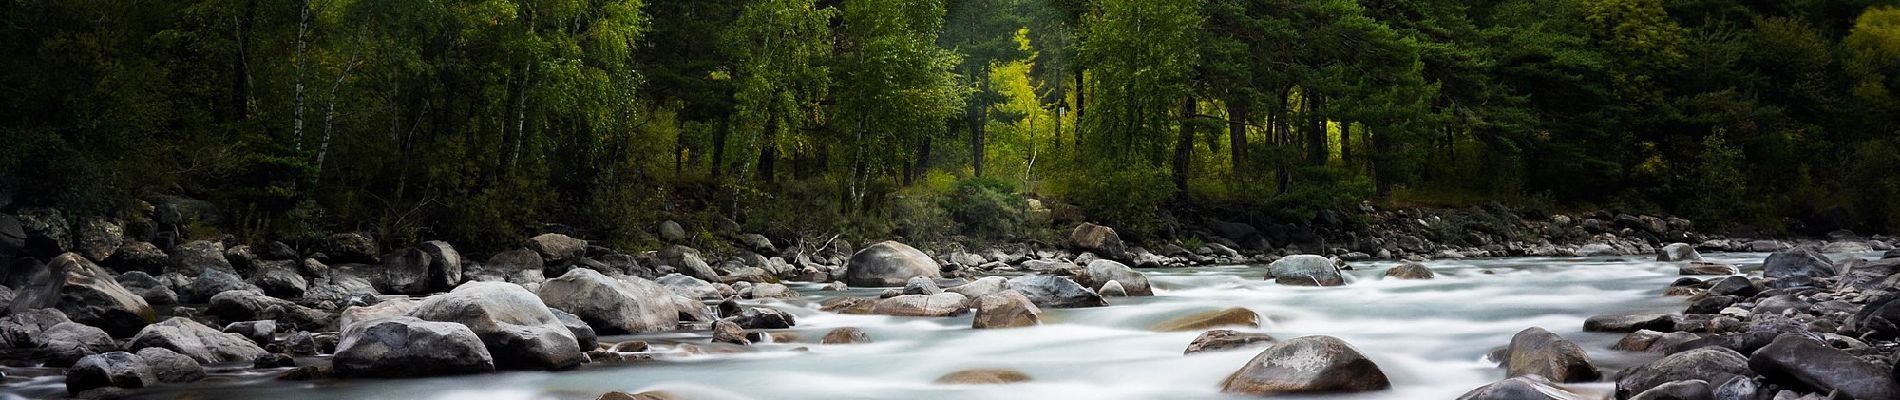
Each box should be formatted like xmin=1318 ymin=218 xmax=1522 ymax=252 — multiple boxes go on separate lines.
xmin=941 ymin=177 xmax=1025 ymax=240
xmin=1050 ymin=164 xmax=1173 ymax=238
xmin=1269 ymin=167 xmax=1374 ymax=220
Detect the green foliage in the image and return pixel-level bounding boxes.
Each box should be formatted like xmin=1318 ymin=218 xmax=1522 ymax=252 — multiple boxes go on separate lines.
xmin=1269 ymin=167 xmax=1374 ymax=220
xmin=941 ymin=177 xmax=1026 ymax=240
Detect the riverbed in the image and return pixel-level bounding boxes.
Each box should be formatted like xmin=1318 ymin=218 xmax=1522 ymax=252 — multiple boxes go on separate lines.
xmin=10 ymin=253 xmax=1804 ymax=400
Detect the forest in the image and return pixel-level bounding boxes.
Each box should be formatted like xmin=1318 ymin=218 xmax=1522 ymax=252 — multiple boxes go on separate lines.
xmin=3 ymin=0 xmax=1899 ymax=252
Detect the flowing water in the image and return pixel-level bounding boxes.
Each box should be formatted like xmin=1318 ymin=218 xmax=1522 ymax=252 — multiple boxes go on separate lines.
xmin=7 ymin=253 xmax=1815 ymax=400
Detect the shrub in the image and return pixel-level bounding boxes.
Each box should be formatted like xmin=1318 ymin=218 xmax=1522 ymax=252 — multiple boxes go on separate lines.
xmin=941 ymin=177 xmax=1026 ymax=240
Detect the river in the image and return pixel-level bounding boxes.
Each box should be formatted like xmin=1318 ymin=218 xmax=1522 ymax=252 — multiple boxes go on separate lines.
xmin=9 ymin=253 xmax=1812 ymax=399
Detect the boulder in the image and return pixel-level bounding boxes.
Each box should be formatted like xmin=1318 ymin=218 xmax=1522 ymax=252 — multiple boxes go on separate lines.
xmin=339 ymin=298 xmax=416 ymax=331
xmin=15 ymin=208 xmax=70 ymax=257
xmin=1708 ymin=276 xmax=1760 ymax=297
xmin=1220 ymin=335 xmax=1391 ymax=395
xmin=73 ymin=219 xmax=123 ymax=262
xmin=418 ymin=240 xmax=464 ymax=292
xmin=1456 ymin=375 xmax=1590 ymax=400
xmin=1152 ymin=307 xmax=1260 ymax=332
xmin=0 ymin=308 xmax=71 ymax=348
xmin=1504 ymin=327 xmax=1600 ymax=383
xmin=333 ymin=316 xmax=496 ymax=378
xmin=1747 ymin=334 xmax=1899 ymax=400
xmin=971 ymin=290 xmax=1040 ymax=329
xmin=222 ymin=320 xmax=277 ymax=347
xmin=1068 ymin=223 xmax=1127 ymax=260
xmin=103 ymin=241 xmax=169 ymax=275
xmin=65 ymin=352 xmax=156 ymax=395
xmin=479 ymin=248 xmax=547 ymax=284
xmin=935 ymin=368 xmax=1032 ymax=385
xmin=189 ymin=269 xmax=259 ymax=303
xmin=535 ymin=268 xmax=679 ymax=334
xmin=711 ymin=320 xmax=748 ymax=345
xmin=739 ymin=234 xmax=777 ymax=255
xmin=903 ymin=276 xmax=943 ymax=295
xmin=169 ymin=240 xmax=234 ymax=275
xmin=1658 ymin=243 xmax=1703 ymax=262
xmin=1076 ymin=260 xmax=1153 ymax=296
xmin=47 ymin=254 xmax=156 ymax=337
xmin=258 ymin=241 xmax=299 ymax=261
xmin=324 ymin=233 xmax=379 ymax=264
xmin=1006 ymin=275 xmax=1107 ymax=308
xmin=871 ymin=293 xmax=968 ymax=317
xmin=550 ymin=308 xmax=597 ymax=350
xmin=1384 ymin=262 xmax=1436 ymax=279
xmin=658 ymin=220 xmax=687 ymax=243
xmin=821 ymin=327 xmax=871 ymax=344
xmin=1761 ymin=248 xmax=1835 ymax=288
xmin=843 ymin=241 xmax=941 ymax=287
xmin=1680 ymin=262 xmax=1740 ymax=276
xmin=1614 ymin=347 xmax=1751 ymax=399
xmin=1184 ymin=330 xmax=1276 ymax=354
xmin=378 ymin=248 xmax=432 ymax=295
xmin=528 ymin=233 xmax=586 ymax=265
xmin=1584 ymin=314 xmax=1677 ymax=333
xmin=128 ymin=317 xmax=269 ymax=364
xmin=656 ymin=274 xmax=721 ymax=300
xmin=1267 ymin=255 xmax=1346 ymax=286
xmin=1629 ymin=380 xmax=1711 ymax=400
xmin=748 ymin=282 xmax=796 ymax=299
xmin=945 ymin=276 xmax=1009 ymax=298
xmin=1098 ymin=281 xmax=1128 ymax=297
xmin=659 ymin=245 xmax=720 ymax=282
xmin=5 ymin=257 xmax=62 ymax=312
xmin=247 ymin=260 xmax=308 ymax=299
xmin=41 ymin=322 xmax=117 ymax=367
xmin=206 ymin=290 xmax=332 ymax=330
xmin=408 ymin=281 xmax=582 ymax=370
xmin=134 ymin=347 xmax=205 ymax=383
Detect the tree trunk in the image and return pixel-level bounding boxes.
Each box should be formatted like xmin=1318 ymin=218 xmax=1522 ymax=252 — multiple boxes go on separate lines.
xmin=1172 ymin=95 xmax=1195 ymax=197
xmin=971 ymin=65 xmax=989 ymax=178
xmin=1227 ymin=99 xmax=1248 ymax=177
xmin=1340 ymin=120 xmax=1352 ymax=169
xmin=1305 ymin=93 xmax=1326 ymax=165
xmin=291 ymin=0 xmax=310 ymax=148
xmin=711 ymin=115 xmax=729 ymax=180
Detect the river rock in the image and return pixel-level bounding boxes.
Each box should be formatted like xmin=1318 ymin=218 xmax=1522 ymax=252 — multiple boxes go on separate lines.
xmin=103 ymin=241 xmax=169 ymax=275
xmin=1069 ymin=223 xmax=1127 ymax=260
xmin=936 ymin=368 xmax=1031 ymax=385
xmin=748 ymin=282 xmax=795 ymax=299
xmin=550 ymin=308 xmax=597 ymax=350
xmin=658 ymin=220 xmax=687 ymax=242
xmin=1185 ymin=330 xmax=1276 ymax=354
xmin=1747 ymin=334 xmax=1899 ymax=399
xmin=1762 ymin=248 xmax=1835 ymax=288
xmin=41 ymin=322 xmax=117 ymax=367
xmin=206 ymin=290 xmax=332 ymax=330
xmin=333 ymin=316 xmax=496 ymax=378
xmin=1384 ymin=262 xmax=1435 ymax=279
xmin=739 ymin=234 xmax=777 ymax=255
xmin=47 ymin=253 xmax=155 ymax=337
xmin=0 ymin=308 xmax=70 ymax=348
xmin=1006 ymin=275 xmax=1107 ymax=308
xmin=1614 ymin=347 xmax=1751 ymax=399
xmin=527 ymin=233 xmax=586 ymax=263
xmin=1708 ymin=276 xmax=1760 ymax=297
xmin=1659 ymin=243 xmax=1703 ymax=262
xmin=871 ymin=293 xmax=968 ymax=317
xmin=711 ymin=319 xmax=748 ymax=345
xmin=1154 ymin=307 xmax=1260 ymax=332
xmin=477 ymin=248 xmax=546 ymax=284
xmin=74 ymin=219 xmax=123 ymax=262
xmin=659 ymin=245 xmax=720 ymax=282
xmin=378 ymin=248 xmax=432 ymax=295
xmin=1614 ymin=330 xmax=1701 ymax=352
xmin=417 ymin=241 xmax=463 ymax=292
xmin=129 ymin=317 xmax=268 ymax=364
xmin=903 ymin=276 xmax=943 ymax=295
xmin=1267 ymin=255 xmax=1345 ymax=286
xmin=247 ymin=260 xmax=308 ymax=299
xmin=408 ymin=281 xmax=582 ymax=370
xmin=843 ymin=241 xmax=941 ymax=287
xmin=536 ymin=268 xmax=678 ymax=334
xmin=1629 ymin=379 xmax=1712 ymax=400
xmin=169 ymin=240 xmax=234 ymax=276
xmin=134 ymin=347 xmax=204 ymax=383
xmin=324 ymin=233 xmax=379 ymax=264
xmin=339 ymin=298 xmax=415 ymax=331
xmin=945 ymin=276 xmax=1009 ymax=298
xmin=65 ymin=352 xmax=156 ymax=395
xmin=222 ymin=320 xmax=277 ymax=347
xmin=1456 ymin=375 xmax=1589 ymax=400
xmin=1680 ymin=262 xmax=1739 ymax=276
xmin=1220 ymin=335 xmax=1390 ymax=395
xmin=972 ymin=290 xmax=1040 ymax=329
xmin=656 ymin=274 xmax=721 ymax=300
xmin=1076 ymin=259 xmax=1153 ymax=296
xmin=1505 ymin=327 xmax=1599 ymax=383
xmin=1585 ymin=314 xmax=1677 ymax=333
xmin=189 ymin=268 xmax=259 ymax=303
xmin=822 ymin=327 xmax=870 ymax=344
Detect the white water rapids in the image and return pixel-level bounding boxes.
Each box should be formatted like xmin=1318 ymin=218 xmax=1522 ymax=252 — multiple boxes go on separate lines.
xmin=14 ymin=253 xmax=1827 ymax=400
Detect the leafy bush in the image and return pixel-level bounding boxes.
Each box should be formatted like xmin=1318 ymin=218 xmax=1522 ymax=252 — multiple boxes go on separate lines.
xmin=1269 ymin=167 xmax=1374 ymax=220
xmin=941 ymin=177 xmax=1026 ymax=240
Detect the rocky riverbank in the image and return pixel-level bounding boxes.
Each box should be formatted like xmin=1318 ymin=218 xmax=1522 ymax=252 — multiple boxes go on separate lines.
xmin=1 ymin=201 xmax=1897 ymax=398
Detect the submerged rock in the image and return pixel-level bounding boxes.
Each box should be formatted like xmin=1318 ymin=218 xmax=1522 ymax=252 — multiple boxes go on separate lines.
xmin=1152 ymin=307 xmax=1260 ymax=332
xmin=871 ymin=293 xmax=968 ymax=317
xmin=1657 ymin=243 xmax=1702 ymax=262
xmin=1456 ymin=375 xmax=1590 ymax=400
xmin=1184 ymin=330 xmax=1276 ymax=354
xmin=821 ymin=327 xmax=871 ymax=344
xmin=1384 ymin=262 xmax=1436 ymax=279
xmin=1220 ymin=335 xmax=1390 ymax=395
xmin=935 ymin=368 xmax=1032 ymax=385
xmin=1267 ymin=255 xmax=1345 ymax=286
xmin=1075 ymin=260 xmax=1153 ymax=296
xmin=971 ymin=290 xmax=1040 ymax=329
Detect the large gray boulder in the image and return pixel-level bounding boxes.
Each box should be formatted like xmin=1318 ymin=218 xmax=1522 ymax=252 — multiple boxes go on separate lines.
xmin=128 ymin=317 xmax=268 ymax=364
xmin=73 ymin=219 xmax=123 ymax=262
xmin=418 ymin=240 xmax=463 ymax=292
xmin=1267 ymin=255 xmax=1345 ymax=286
xmin=1762 ymin=248 xmax=1835 ymax=288
xmin=1076 ymin=260 xmax=1153 ymax=296
xmin=659 ymin=245 xmax=720 ymax=282
xmin=134 ymin=347 xmax=205 ymax=383
xmin=41 ymin=321 xmax=117 ymax=367
xmin=1747 ymin=334 xmax=1899 ymax=400
xmin=47 ymin=253 xmax=156 ymax=337
xmin=971 ymin=290 xmax=1040 ymax=329
xmin=206 ymin=290 xmax=333 ymax=330
xmin=246 ymin=260 xmax=308 ymax=299
xmin=0 ymin=308 xmax=71 ymax=348
xmin=535 ymin=268 xmax=678 ymax=334
xmin=324 ymin=233 xmax=379 ymax=264
xmin=333 ymin=316 xmax=495 ymax=378
xmin=169 ymin=240 xmax=234 ymax=275
xmin=527 ymin=233 xmax=586 ymax=264
xmin=189 ymin=268 xmax=260 ymax=303
xmin=871 ymin=293 xmax=969 ymax=317
xmin=1504 ymin=327 xmax=1599 ymax=383
xmin=1384 ymin=262 xmax=1436 ymax=280
xmin=1456 ymin=375 xmax=1590 ymax=400
xmin=1220 ymin=335 xmax=1391 ymax=395
xmin=477 ymin=248 xmax=546 ymax=284
xmin=103 ymin=241 xmax=169 ymax=275
xmin=844 ymin=241 xmax=941 ymax=287
xmin=65 ymin=351 xmax=156 ymax=395
xmin=1614 ymin=347 xmax=1751 ymax=399
xmin=1068 ymin=223 xmax=1127 ymax=260
xmin=1006 ymin=275 xmax=1107 ymax=308
xmin=378 ymin=248 xmax=432 ymax=295
xmin=408 ymin=281 xmax=582 ymax=371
